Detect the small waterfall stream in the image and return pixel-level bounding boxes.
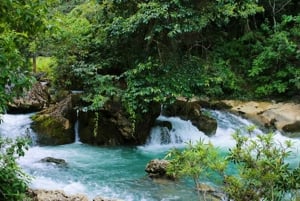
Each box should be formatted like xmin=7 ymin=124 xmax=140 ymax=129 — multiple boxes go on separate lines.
xmin=0 ymin=110 xmax=299 ymax=201
xmin=74 ymin=109 xmax=81 ymax=144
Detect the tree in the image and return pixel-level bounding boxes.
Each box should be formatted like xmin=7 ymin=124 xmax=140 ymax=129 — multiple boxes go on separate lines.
xmin=0 ymin=0 xmax=48 ymax=113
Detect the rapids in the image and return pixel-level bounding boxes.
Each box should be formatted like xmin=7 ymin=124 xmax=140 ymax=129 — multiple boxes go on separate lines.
xmin=0 ymin=110 xmax=299 ymax=200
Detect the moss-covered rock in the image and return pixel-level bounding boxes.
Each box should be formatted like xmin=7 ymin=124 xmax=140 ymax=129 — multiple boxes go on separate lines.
xmin=31 ymin=94 xmax=79 ymax=145
xmin=78 ymin=101 xmax=160 ymax=146
xmin=31 ymin=114 xmax=73 ymax=145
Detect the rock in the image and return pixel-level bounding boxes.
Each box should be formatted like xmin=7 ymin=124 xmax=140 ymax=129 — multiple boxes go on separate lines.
xmin=8 ymin=82 xmax=51 ymax=113
xmin=28 ymin=189 xmax=88 ymax=201
xmin=145 ymin=159 xmax=174 ymax=179
xmin=79 ymin=101 xmax=160 ymax=146
xmin=31 ymin=94 xmax=79 ymax=145
xmin=40 ymin=157 xmax=67 ymax=167
xmin=93 ymin=197 xmax=124 ymax=201
xmin=162 ymin=99 xmax=217 ymax=136
xmin=154 ymin=120 xmax=172 ymax=130
xmin=196 ymin=183 xmax=225 ymax=201
xmin=221 ymin=100 xmax=300 ymax=136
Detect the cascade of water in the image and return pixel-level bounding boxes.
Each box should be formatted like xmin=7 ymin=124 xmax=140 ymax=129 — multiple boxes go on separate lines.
xmin=74 ymin=109 xmax=81 ymax=143
xmin=0 ymin=113 xmax=34 ymax=139
xmin=143 ymin=109 xmax=294 ymax=150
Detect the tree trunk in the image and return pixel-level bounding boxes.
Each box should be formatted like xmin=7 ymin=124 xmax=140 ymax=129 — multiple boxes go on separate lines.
xmin=32 ymin=54 xmax=37 ymax=73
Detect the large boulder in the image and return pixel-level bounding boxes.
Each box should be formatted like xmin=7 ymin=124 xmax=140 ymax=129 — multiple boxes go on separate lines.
xmin=31 ymin=94 xmax=80 ymax=145
xmin=220 ymin=100 xmax=300 ymax=137
xmin=162 ymin=99 xmax=217 ymax=136
xmin=79 ymin=101 xmax=161 ymax=146
xmin=8 ymin=82 xmax=51 ymax=113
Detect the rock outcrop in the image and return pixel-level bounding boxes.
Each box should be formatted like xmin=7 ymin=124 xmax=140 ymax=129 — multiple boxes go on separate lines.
xmin=145 ymin=159 xmax=174 ymax=179
xmin=162 ymin=99 xmax=217 ymax=136
xmin=8 ymin=82 xmax=51 ymax=113
xmin=219 ymin=100 xmax=300 ymax=137
xmin=31 ymin=94 xmax=80 ymax=145
xmin=78 ymin=101 xmax=161 ymax=146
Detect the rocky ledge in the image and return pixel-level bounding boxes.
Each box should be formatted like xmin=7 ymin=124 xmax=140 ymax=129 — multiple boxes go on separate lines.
xmin=219 ymin=100 xmax=300 ymax=137
xmin=28 ymin=189 xmax=124 ymax=201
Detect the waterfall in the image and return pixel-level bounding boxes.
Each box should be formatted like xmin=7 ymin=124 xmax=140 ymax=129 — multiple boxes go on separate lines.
xmin=145 ymin=115 xmax=208 ymax=148
xmin=143 ymin=109 xmax=299 ymax=150
xmin=0 ymin=113 xmax=35 ymax=139
xmin=74 ymin=109 xmax=81 ymax=143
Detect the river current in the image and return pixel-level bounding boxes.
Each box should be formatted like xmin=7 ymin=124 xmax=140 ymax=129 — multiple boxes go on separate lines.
xmin=0 ymin=110 xmax=299 ymax=201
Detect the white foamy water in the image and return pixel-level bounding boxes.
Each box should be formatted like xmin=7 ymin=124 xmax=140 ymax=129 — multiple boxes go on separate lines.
xmin=0 ymin=113 xmax=33 ymax=138
xmin=141 ymin=109 xmax=300 ymax=154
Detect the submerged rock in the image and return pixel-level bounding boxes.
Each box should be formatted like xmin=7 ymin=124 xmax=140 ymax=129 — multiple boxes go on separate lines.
xmin=40 ymin=157 xmax=67 ymax=167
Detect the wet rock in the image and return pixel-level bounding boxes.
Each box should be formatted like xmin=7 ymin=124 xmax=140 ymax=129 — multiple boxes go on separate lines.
xmin=145 ymin=159 xmax=174 ymax=179
xmin=40 ymin=157 xmax=67 ymax=167
xmin=8 ymin=82 xmax=51 ymax=113
xmin=154 ymin=120 xmax=172 ymax=130
xmin=31 ymin=94 xmax=79 ymax=145
xmin=162 ymin=99 xmax=217 ymax=136
xmin=196 ymin=183 xmax=225 ymax=201
xmin=93 ymin=197 xmax=124 ymax=201
xmin=79 ymin=101 xmax=160 ymax=146
xmin=28 ymin=189 xmax=88 ymax=201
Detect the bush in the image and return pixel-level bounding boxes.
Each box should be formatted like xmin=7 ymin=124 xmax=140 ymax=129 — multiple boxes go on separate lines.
xmin=164 ymin=128 xmax=300 ymax=201
xmin=225 ymin=130 xmax=300 ymax=201
xmin=0 ymin=136 xmax=31 ymax=201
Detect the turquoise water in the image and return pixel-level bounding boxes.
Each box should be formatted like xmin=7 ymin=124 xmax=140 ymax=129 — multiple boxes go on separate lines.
xmin=1 ymin=111 xmax=299 ymax=201
xmin=19 ymin=144 xmax=200 ymax=201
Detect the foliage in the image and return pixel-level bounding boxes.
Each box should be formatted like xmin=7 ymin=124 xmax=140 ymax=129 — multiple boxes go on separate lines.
xmin=41 ymin=0 xmax=300 ymax=117
xmin=0 ymin=0 xmax=48 ymax=113
xmin=248 ymin=15 xmax=300 ymax=97
xmin=224 ymin=130 xmax=300 ymax=201
xmin=164 ymin=127 xmax=300 ymax=200
xmin=0 ymin=136 xmax=31 ymax=201
xmin=165 ymin=140 xmax=227 ymax=189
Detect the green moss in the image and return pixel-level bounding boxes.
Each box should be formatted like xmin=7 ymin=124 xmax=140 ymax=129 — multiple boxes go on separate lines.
xmin=31 ymin=114 xmax=73 ymax=145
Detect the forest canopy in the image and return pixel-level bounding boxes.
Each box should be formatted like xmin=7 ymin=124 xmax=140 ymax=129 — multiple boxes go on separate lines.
xmin=1 ymin=0 xmax=300 ymax=114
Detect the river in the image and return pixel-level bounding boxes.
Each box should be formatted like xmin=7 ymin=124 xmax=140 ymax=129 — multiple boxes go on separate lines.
xmin=0 ymin=110 xmax=299 ymax=201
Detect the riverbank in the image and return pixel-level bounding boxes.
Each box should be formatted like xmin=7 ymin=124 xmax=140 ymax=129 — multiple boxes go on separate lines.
xmin=218 ymin=100 xmax=300 ymax=137
xmin=28 ymin=189 xmax=123 ymax=201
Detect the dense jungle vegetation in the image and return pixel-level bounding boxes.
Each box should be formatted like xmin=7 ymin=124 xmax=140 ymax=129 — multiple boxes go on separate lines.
xmin=1 ymin=0 xmax=300 ymax=116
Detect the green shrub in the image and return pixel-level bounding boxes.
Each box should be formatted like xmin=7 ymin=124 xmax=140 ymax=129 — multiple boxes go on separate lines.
xmin=225 ymin=130 xmax=300 ymax=201
xmin=0 ymin=136 xmax=31 ymax=201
